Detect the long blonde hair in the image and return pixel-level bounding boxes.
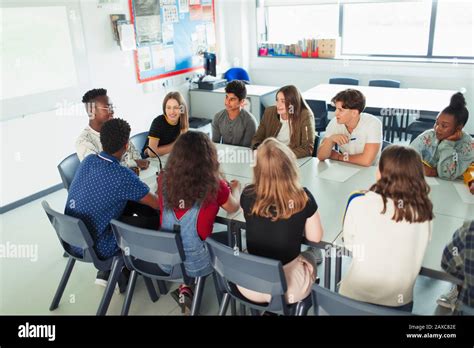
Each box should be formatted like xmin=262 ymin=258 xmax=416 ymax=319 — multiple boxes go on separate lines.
xmin=250 ymin=138 xmax=308 ymax=221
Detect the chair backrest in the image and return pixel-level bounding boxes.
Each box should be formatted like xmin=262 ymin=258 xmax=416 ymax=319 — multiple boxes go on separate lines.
xmin=306 ymin=99 xmax=329 ymax=131
xmin=130 ymin=131 xmax=148 ymax=159
xmin=369 ymin=79 xmax=401 ymax=88
xmin=110 ymin=219 xmax=190 ymax=283
xmin=41 ymin=201 xmax=111 ymax=269
xmin=312 ymin=284 xmax=410 ymax=315
xmin=329 ymin=77 xmax=359 ymax=86
xmin=224 ymin=67 xmax=251 ymax=84
xmin=206 ymin=238 xmax=289 ymax=312
xmin=382 ymin=140 xmax=392 ymax=150
xmin=57 ymin=153 xmax=80 ymax=191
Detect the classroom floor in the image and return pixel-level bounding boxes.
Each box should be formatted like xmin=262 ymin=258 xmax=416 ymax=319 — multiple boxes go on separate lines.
xmin=0 ymin=187 xmax=454 ymax=316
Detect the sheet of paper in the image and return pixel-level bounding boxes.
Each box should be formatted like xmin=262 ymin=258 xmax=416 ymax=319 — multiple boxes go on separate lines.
xmin=424 ymin=176 xmax=440 ymax=186
xmin=137 ymin=47 xmax=152 ymax=71
xmin=317 ymin=163 xmax=361 ymax=183
xmin=162 ymin=23 xmax=174 ymax=45
xmin=162 ymin=5 xmax=179 ymax=23
xmin=178 ymin=0 xmax=189 ymax=13
xmin=163 ymin=47 xmax=176 ymax=71
xmin=150 ymin=44 xmax=165 ymax=69
xmin=453 ymin=181 xmax=474 ymax=204
xmin=118 ymin=23 xmax=136 ymax=51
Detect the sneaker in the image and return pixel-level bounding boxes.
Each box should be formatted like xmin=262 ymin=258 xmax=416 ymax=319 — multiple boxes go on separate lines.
xmin=436 ymin=286 xmax=459 ymax=310
xmin=95 ymin=268 xmax=130 ymax=294
xmin=95 ymin=270 xmax=111 ymax=288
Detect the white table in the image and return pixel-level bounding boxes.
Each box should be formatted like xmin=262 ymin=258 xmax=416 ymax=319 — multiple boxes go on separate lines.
xmin=189 ymin=85 xmax=279 ymax=122
xmin=303 ymin=84 xmax=456 ymax=113
xmin=140 ymin=144 xmax=473 ymax=289
xmin=214 ymin=143 xmax=312 ymax=179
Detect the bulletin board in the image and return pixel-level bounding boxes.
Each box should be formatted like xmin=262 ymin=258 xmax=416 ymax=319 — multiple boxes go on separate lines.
xmin=129 ymin=0 xmax=216 ymax=83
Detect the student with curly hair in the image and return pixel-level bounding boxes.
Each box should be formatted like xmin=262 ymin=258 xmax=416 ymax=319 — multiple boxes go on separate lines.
xmin=155 ymin=131 xmax=241 ymax=313
xmin=339 ymin=145 xmax=434 ymax=312
xmin=66 ymin=118 xmax=159 ymax=289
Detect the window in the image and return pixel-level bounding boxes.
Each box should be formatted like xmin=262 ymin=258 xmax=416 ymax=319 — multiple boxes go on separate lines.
xmin=342 ymin=1 xmax=432 ymax=56
xmin=257 ymin=0 xmax=474 ymax=61
xmin=433 ymin=0 xmax=474 ymax=57
xmin=265 ymin=4 xmax=339 ymax=44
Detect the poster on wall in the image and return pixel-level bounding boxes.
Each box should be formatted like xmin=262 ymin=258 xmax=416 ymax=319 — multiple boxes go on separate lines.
xmin=162 ymin=23 xmax=174 ymax=45
xmin=129 ymin=0 xmax=216 ymax=83
xmin=178 ymin=0 xmax=189 ymax=13
xmin=134 ymin=0 xmax=162 ymax=45
xmin=162 ymin=5 xmax=179 ymax=23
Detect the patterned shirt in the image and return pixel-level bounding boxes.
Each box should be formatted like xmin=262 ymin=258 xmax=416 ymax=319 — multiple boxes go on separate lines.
xmin=411 ymin=129 xmax=474 ymax=180
xmin=75 ymin=125 xmax=141 ymax=167
xmin=65 ymin=151 xmax=150 ymax=259
xmin=441 ymin=220 xmax=474 ymax=309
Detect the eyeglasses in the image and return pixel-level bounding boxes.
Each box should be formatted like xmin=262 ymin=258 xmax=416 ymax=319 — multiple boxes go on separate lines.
xmin=96 ymin=104 xmax=114 ymax=112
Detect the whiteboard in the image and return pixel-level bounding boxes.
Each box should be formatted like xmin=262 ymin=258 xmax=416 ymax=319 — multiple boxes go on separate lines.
xmin=0 ymin=0 xmax=89 ymax=121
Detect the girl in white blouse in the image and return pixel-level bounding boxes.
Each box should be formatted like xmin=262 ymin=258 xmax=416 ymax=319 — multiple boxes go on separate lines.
xmin=339 ymin=145 xmax=434 ymax=312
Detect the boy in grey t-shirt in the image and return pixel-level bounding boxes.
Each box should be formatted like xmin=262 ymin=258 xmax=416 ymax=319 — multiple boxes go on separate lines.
xmin=212 ymin=80 xmax=257 ymax=147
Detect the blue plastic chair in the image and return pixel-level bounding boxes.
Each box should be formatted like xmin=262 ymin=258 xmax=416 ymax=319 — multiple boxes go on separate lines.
xmin=329 ymin=77 xmax=359 ymax=86
xmin=57 ymin=153 xmax=80 ymax=191
xmin=312 ymin=284 xmax=412 ymax=315
xmin=224 ymin=68 xmax=250 ymax=84
xmin=110 ymin=219 xmax=219 ymax=316
xmin=206 ymin=238 xmax=312 ymax=316
xmin=369 ymin=79 xmax=401 ymax=89
xmin=306 ymin=99 xmax=329 ymax=135
xmin=42 ymin=200 xmax=124 ymax=315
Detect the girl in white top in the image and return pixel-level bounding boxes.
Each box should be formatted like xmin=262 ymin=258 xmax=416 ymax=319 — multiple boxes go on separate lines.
xmin=339 ymin=145 xmax=434 ymax=311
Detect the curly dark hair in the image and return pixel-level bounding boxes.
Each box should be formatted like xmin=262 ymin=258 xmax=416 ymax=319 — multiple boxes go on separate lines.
xmin=225 ymin=80 xmax=247 ymax=100
xmin=100 ymin=118 xmax=131 ymax=154
xmin=331 ymin=89 xmax=366 ymax=113
xmin=370 ymin=145 xmax=433 ymax=223
xmin=82 ymin=88 xmax=107 ymax=103
xmin=162 ymin=131 xmax=221 ymax=209
xmin=441 ymin=92 xmax=469 ymax=127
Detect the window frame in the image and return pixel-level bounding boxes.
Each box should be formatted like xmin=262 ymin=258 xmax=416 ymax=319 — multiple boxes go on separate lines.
xmin=257 ymin=0 xmax=474 ymax=62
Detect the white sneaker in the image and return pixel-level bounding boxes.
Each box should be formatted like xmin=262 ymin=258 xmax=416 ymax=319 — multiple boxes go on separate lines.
xmin=436 ymin=286 xmax=458 ymax=310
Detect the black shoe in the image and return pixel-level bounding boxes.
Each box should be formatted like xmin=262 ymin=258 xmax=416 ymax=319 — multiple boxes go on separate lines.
xmin=117 ymin=267 xmax=131 ymax=294
xmin=95 ymin=270 xmax=111 ymax=288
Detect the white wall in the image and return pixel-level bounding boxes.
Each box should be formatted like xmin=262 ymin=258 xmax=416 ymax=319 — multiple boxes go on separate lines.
xmin=0 ymin=0 xmax=192 ymax=207
xmin=222 ymin=0 xmax=474 ymax=134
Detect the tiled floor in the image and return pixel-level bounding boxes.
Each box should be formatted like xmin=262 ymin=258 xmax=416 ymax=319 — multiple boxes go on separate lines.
xmin=0 ymin=187 xmax=454 ymax=315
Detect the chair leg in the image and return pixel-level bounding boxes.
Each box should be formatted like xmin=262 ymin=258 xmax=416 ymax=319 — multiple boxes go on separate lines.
xmin=96 ymin=256 xmax=123 ymax=316
xmin=190 ymin=276 xmax=206 ymax=316
xmin=250 ymin=308 xmax=261 ymax=316
xmin=50 ymin=257 xmax=76 ymax=311
xmin=212 ymin=272 xmax=223 ymax=306
xmin=156 ymin=280 xmax=168 ymax=295
xmin=121 ymin=270 xmax=138 ymax=316
xmin=231 ymin=298 xmax=237 ymax=315
xmin=144 ymin=277 xmax=159 ymax=302
xmin=240 ymin=303 xmax=246 ymax=316
xmin=295 ymin=301 xmax=308 ymax=316
xmin=218 ymin=293 xmax=231 ymax=316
